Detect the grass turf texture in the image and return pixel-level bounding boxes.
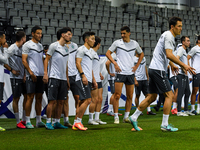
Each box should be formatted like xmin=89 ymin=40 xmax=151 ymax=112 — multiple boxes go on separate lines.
xmin=1 ymin=107 xmax=200 ymax=150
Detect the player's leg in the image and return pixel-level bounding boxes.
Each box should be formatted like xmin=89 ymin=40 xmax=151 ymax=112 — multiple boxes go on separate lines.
xmin=45 ymin=100 xmax=56 ymax=130
xmin=0 ymin=83 xmax=5 ymax=131
xmin=88 ymin=88 xmax=99 ymax=125
xmin=63 ymin=96 xmax=72 ymax=127
xmin=94 ymin=85 xmax=107 ymax=124
xmin=107 ymin=80 xmax=115 ymax=115
xmin=113 ymin=82 xmax=123 ymax=123
xmin=191 ymin=74 xmax=199 ymax=114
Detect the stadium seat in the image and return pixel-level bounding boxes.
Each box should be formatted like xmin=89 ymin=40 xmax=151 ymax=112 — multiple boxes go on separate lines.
xmin=92 ymin=22 xmax=99 ymax=30
xmin=47 ymin=27 xmax=55 ymax=35
xmin=63 ymin=14 xmax=70 ymax=21
xmin=65 ymin=8 xmax=73 ymax=14
xmin=60 ymin=1 xmax=68 ymax=7
xmin=82 ymin=9 xmax=89 ymax=15
xmin=36 ymin=0 xmax=43 ymax=5
xmin=52 ymin=35 xmax=57 ymax=42
xmin=102 ymin=17 xmax=109 ymax=23
xmin=109 ymin=17 xmax=116 ymax=24
xmin=8 ymin=9 xmax=18 ymax=17
xmin=28 ymin=11 xmax=36 ymax=18
xmin=95 ymin=16 xmax=102 ymax=23
xmin=98 ymin=30 xmax=105 ymax=37
xmin=115 ymin=31 xmax=121 ymax=38
xmin=50 ymin=19 xmax=58 ymax=27
xmin=54 ymin=13 xmax=62 ymax=20
xmin=100 ymin=23 xmax=107 ymax=30
xmin=78 ymin=15 xmax=86 ymax=22
xmin=42 ymin=34 xmax=51 ymax=45
xmin=103 ymin=10 xmax=110 ymax=17
xmin=32 ymin=17 xmax=40 ymax=26
xmin=19 ymin=10 xmax=27 ymax=17
xmin=87 ymin=15 xmax=95 ymax=23
xmin=89 ymin=9 xmax=96 ymax=16
xmin=22 ymin=17 xmax=31 ymax=26
xmin=69 ymin=2 xmax=75 ymax=8
xmin=41 ymin=5 xmax=49 ymax=12
xmin=33 ymin=4 xmax=40 ymax=11
xmin=46 ymin=12 xmax=54 ymax=19
xmin=11 ymin=17 xmax=21 ymax=26
xmin=136 ymin=33 xmax=143 ymax=40
xmin=15 ymin=2 xmax=23 ymax=10
xmin=52 ymin=1 xmax=60 ymax=7
xmin=24 ymin=3 xmax=32 ymax=10
xmin=71 ymin=14 xmax=78 ymax=21
xmin=50 ymin=6 xmax=57 ymax=13
xmin=83 ymin=22 xmax=91 ymax=29
xmin=36 ymin=11 xmax=45 ymax=18
xmin=76 ymin=21 xmax=83 ymax=29
xmin=25 ymin=25 xmax=34 ymax=35
xmin=108 ymin=24 xmax=115 ymax=31
xmin=68 ymin=21 xmax=75 ymax=28
xmin=0 ymin=1 xmax=4 ymax=8
xmin=116 ymin=24 xmax=122 ymax=31
xmin=7 ymin=2 xmax=14 ymax=9
xmin=41 ymin=19 xmax=49 ymax=26
xmin=74 ymin=28 xmax=82 ymax=36
xmin=58 ymin=20 xmax=66 ymax=27
xmin=106 ymin=30 xmax=113 ymax=38
xmin=105 ymin=38 xmax=112 ymax=45
xmin=57 ymin=7 xmax=65 ymax=13
xmin=44 ymin=0 xmax=51 ymax=6
xmin=27 ymin=0 xmax=35 ymax=4
xmin=72 ymin=36 xmax=79 ymax=44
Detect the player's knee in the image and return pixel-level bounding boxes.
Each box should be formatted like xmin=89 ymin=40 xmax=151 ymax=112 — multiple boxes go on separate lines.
xmin=114 ymin=93 xmax=121 ymax=100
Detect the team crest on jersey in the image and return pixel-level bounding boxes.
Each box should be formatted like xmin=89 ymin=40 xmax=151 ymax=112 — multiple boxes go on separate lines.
xmin=65 ymin=48 xmax=68 ymax=52
xmin=71 ymin=44 xmax=74 ymax=49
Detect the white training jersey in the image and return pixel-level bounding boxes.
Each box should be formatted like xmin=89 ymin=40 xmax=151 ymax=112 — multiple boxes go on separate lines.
xmin=22 ymin=40 xmax=44 ymax=77
xmin=5 ymin=43 xmax=24 ymax=79
xmin=109 ymin=39 xmax=143 ymax=75
xmin=149 ymin=31 xmax=175 ymax=72
xmin=188 ymin=45 xmax=200 ymax=74
xmin=176 ymin=46 xmax=188 ymax=75
xmin=134 ymin=56 xmax=147 ymax=81
xmin=47 ymin=41 xmax=69 ymax=80
xmin=67 ymin=42 xmax=79 ymax=76
xmin=108 ymin=52 xmax=117 ymax=80
xmin=76 ymin=45 xmax=93 ymax=82
xmin=91 ymin=49 xmax=101 ymax=82
xmin=0 ymin=47 xmax=8 ymax=83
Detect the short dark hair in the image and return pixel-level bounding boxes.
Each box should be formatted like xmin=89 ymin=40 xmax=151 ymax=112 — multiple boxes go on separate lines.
xmin=93 ymin=36 xmax=101 ymax=48
xmin=169 ymin=16 xmax=182 ymax=29
xmin=181 ymin=36 xmax=189 ymax=43
xmin=57 ymin=27 xmax=71 ymax=40
xmin=16 ymin=31 xmax=26 ymax=42
xmin=44 ymin=45 xmax=49 ymax=50
xmin=0 ymin=31 xmax=4 ymax=38
xmin=120 ymin=26 xmax=130 ymax=32
xmin=82 ymin=31 xmax=95 ymax=42
xmin=31 ymin=25 xmax=42 ymax=33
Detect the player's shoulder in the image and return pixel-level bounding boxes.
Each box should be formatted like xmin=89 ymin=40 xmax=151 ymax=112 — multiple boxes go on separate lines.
xmin=23 ymin=40 xmax=32 ymax=47
xmin=70 ymin=42 xmax=78 ymax=49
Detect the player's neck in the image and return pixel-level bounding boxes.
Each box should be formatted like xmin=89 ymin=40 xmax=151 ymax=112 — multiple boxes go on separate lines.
xmin=197 ymin=44 xmax=200 ymax=47
xmin=58 ymin=38 xmax=66 ymax=46
xmin=169 ymin=30 xmax=176 ymax=37
xmin=66 ymin=41 xmax=71 ymax=45
xmin=31 ymin=38 xmax=38 ymax=44
xmin=93 ymin=47 xmax=98 ymax=52
xmin=15 ymin=41 xmax=22 ymax=48
xmin=123 ymin=38 xmax=130 ymax=43
xmin=182 ymin=45 xmax=186 ymax=50
xmin=84 ymin=43 xmax=91 ymax=50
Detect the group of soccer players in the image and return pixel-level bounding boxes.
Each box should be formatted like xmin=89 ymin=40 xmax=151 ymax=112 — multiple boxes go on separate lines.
xmin=0 ymin=16 xmax=198 ymax=132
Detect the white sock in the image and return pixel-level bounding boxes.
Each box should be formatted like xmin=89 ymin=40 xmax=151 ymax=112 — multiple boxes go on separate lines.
xmin=172 ymin=102 xmax=177 ymax=109
xmin=36 ymin=115 xmax=41 ymax=124
xmin=22 ymin=110 xmax=26 ymax=121
xmin=161 ymin=114 xmax=169 ymax=127
xmin=130 ymin=109 xmax=142 ymax=121
xmin=124 ymin=112 xmax=130 ymax=119
xmin=14 ymin=113 xmax=20 ymax=124
xmin=46 ymin=118 xmax=51 ymax=123
xmin=197 ymin=104 xmax=200 ymax=110
xmin=26 ymin=116 xmax=31 ymax=123
xmin=191 ymin=105 xmax=195 ymax=111
xmin=52 ymin=118 xmax=56 ymax=124
xmin=147 ymin=107 xmax=151 ymax=112
xmin=77 ymin=117 xmax=82 ymax=123
xmin=64 ymin=117 xmax=69 ymax=123
xmin=89 ymin=113 xmax=94 ymax=121
xmin=73 ymin=119 xmax=77 ymax=125
xmin=114 ymin=113 xmax=118 ymax=119
xmin=108 ymin=104 xmax=113 ymax=112
xmin=95 ymin=112 xmax=100 ymax=120
xmin=55 ymin=119 xmax=60 ymax=123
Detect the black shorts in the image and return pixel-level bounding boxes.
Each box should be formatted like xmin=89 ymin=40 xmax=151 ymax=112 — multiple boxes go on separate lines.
xmin=108 ymin=79 xmax=115 ymax=94
xmin=76 ymin=80 xmax=92 ymax=100
xmin=69 ymin=75 xmax=79 ymax=95
xmin=115 ymin=74 xmax=135 ymax=85
xmin=135 ymin=80 xmax=149 ymax=96
xmin=48 ymin=78 xmax=68 ymax=100
xmin=148 ymin=69 xmax=171 ymax=94
xmin=26 ymin=76 xmax=44 ymax=94
xmin=10 ymin=79 xmax=27 ymax=98
xmin=97 ymin=82 xmax=102 ymax=89
xmin=0 ymin=82 xmax=3 ymax=100
xmin=193 ymin=73 xmax=200 ymax=88
xmin=169 ymin=76 xmax=178 ymax=90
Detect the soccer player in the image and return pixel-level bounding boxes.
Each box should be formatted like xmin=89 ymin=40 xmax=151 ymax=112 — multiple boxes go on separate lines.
xmin=62 ymin=31 xmax=79 ymax=127
xmin=105 ymin=52 xmax=122 ymax=117
xmin=22 ymin=26 xmax=45 ymax=128
xmin=129 ymin=17 xmax=195 ymax=132
xmin=187 ymin=35 xmax=200 ymax=114
xmin=4 ymin=31 xmax=27 ymax=128
xmin=73 ymin=31 xmax=97 ymax=131
xmin=0 ymin=31 xmax=8 ymax=131
xmin=88 ymin=36 xmax=107 ymax=125
xmin=105 ymin=26 xmax=144 ymax=124
xmin=176 ymin=36 xmax=194 ymax=116
xmin=134 ymin=51 xmax=156 ymax=115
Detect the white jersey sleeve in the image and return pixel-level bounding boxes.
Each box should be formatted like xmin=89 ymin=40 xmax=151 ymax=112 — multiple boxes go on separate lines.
xmin=47 ymin=43 xmax=56 ymax=56
xmin=76 ymin=48 xmax=85 ymax=58
xmin=108 ymin=41 xmax=118 ymax=52
xmin=188 ymin=47 xmax=197 ymax=57
xmin=176 ymin=47 xmax=184 ymax=58
xmin=136 ymin=43 xmax=143 ymax=54
xmin=22 ymin=43 xmax=30 ymax=54
xmin=165 ymin=34 xmax=175 ymax=50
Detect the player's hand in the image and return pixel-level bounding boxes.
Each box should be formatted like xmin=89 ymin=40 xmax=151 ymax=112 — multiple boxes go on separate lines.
xmin=132 ymin=66 xmax=138 ymax=72
xmin=12 ymin=70 xmax=20 ymax=76
xmin=92 ymin=81 xmax=98 ymax=90
xmin=135 ymin=80 xmax=139 ymax=87
xmin=189 ymin=78 xmax=192 ymax=82
xmin=182 ymin=64 xmax=196 ymax=75
xmin=30 ymin=73 xmax=37 ymax=82
xmin=109 ymin=73 xmax=115 ymax=77
xmin=171 ymin=65 xmax=179 ymax=75
xmin=23 ymin=75 xmax=26 ymax=83
xmin=114 ymin=63 xmax=121 ymax=73
xmin=82 ymin=75 xmax=88 ymax=85
xmin=2 ymin=42 xmax=8 ymax=48
xmin=100 ymin=74 xmax=104 ymax=80
xmin=43 ymin=74 xmax=48 ymax=84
